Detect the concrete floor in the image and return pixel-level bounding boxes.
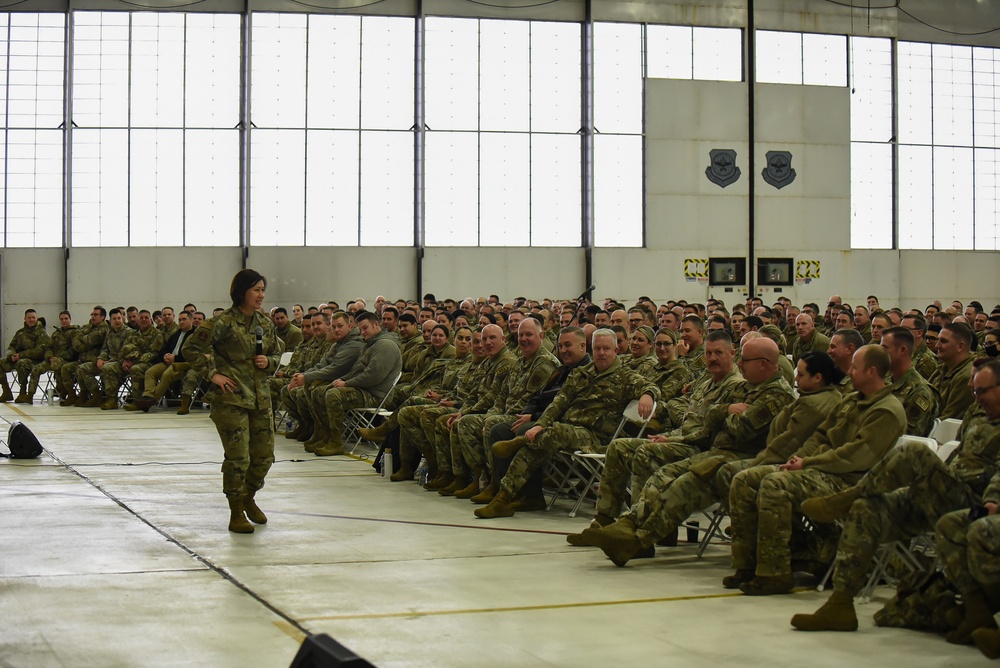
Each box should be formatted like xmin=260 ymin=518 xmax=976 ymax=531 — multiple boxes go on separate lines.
xmin=0 ymin=401 xmax=991 ymax=667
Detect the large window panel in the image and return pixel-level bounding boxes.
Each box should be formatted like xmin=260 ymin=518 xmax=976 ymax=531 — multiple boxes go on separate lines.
xmin=308 ymin=15 xmax=361 ymax=130
xmin=4 ymin=14 xmax=65 ymax=129
xmin=185 ymin=130 xmax=239 ymax=246
xmin=803 ymin=33 xmax=846 ymax=87
xmin=250 ymin=13 xmax=307 ymax=128
xmin=71 ymin=129 xmax=129 ymax=247
xmin=249 ymin=129 xmax=306 ymax=246
xmin=129 ymin=129 xmax=183 ymax=246
xmin=479 ymin=133 xmax=529 ymax=246
xmin=932 ymin=146 xmax=974 ymax=249
xmin=974 ymin=47 xmax=1000 ymax=148
xmin=593 ymin=22 xmax=642 ymax=134
xmin=424 ymin=132 xmax=478 ymax=247
xmin=647 ymin=25 xmax=691 ymax=79
xmin=4 ymin=129 xmax=62 ymax=247
xmin=594 ymin=134 xmax=642 ymax=247
xmin=898 ymin=42 xmax=933 ymax=145
xmin=975 ymin=148 xmax=1000 ymax=250
xmin=130 ymin=14 xmax=184 ymax=128
xmin=530 ymin=133 xmax=581 ymax=246
xmin=849 ymin=37 xmax=892 ymax=142
xmin=898 ymin=144 xmax=933 ymax=250
xmin=932 ymin=45 xmax=973 ymax=147
xmin=359 ymin=131 xmax=412 ymax=246
xmin=72 ymin=12 xmax=129 ymax=128
xmin=424 ymin=17 xmax=478 ymax=132
xmin=360 ymin=17 xmax=414 ymax=131
xmin=530 ymin=22 xmax=580 ymax=132
xmin=479 ymin=20 xmax=529 ymax=133
xmin=306 ymin=130 xmax=360 ymax=246
xmin=850 ymin=143 xmax=893 ymax=249
xmin=756 ymin=31 xmax=801 ymax=84
xmin=185 ymin=13 xmax=240 ymax=128
xmin=692 ymin=27 xmax=742 ymax=82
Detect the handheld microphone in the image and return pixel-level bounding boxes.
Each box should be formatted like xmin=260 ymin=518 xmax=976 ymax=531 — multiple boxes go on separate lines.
xmin=255 ymin=326 xmax=263 ymax=356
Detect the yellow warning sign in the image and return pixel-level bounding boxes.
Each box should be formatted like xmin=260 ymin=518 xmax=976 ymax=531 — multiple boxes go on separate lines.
xmin=684 ymin=258 xmax=709 ymax=279
xmin=795 ymin=260 xmax=821 ymax=280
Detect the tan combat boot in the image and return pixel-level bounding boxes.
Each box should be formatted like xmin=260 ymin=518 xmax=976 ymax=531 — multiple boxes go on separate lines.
xmin=800 ymin=487 xmax=863 ymax=524
xmin=790 ymin=591 xmax=858 ymax=631
xmin=722 ymin=569 xmax=755 ymax=589
xmin=739 ymin=574 xmax=796 ymax=596
xmin=243 ymin=490 xmax=267 ymax=525
xmin=474 ymin=490 xmax=517 ymax=519
xmin=60 ymin=389 xmax=78 ymax=406
xmin=946 ymin=589 xmax=998 ymax=645
xmin=437 ymin=477 xmax=467 ymax=496
xmin=470 ymin=479 xmax=499 ymax=504
xmin=78 ymin=395 xmax=103 ymax=408
xmin=973 ymin=628 xmax=1000 ymax=660
xmin=14 ymin=392 xmax=31 ymax=404
xmin=454 ymin=468 xmax=485 ymax=499
xmin=100 ymin=398 xmax=118 ymax=410
xmin=176 ymin=395 xmax=192 ymax=415
xmin=566 ymin=512 xmax=616 ymax=546
xmin=492 ymin=436 xmax=528 ymax=459
xmin=424 ymin=472 xmax=454 ymax=491
xmin=358 ymin=422 xmax=391 ymax=443
xmin=0 ymin=376 xmax=13 ymax=403
xmin=228 ymin=498 xmax=254 ymax=534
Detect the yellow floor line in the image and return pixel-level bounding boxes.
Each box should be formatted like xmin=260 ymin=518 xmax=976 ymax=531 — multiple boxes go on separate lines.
xmin=297 ymin=590 xmax=784 ymax=622
xmin=272 ymin=620 xmax=308 ymax=643
xmin=2 ymin=405 xmax=31 ymax=419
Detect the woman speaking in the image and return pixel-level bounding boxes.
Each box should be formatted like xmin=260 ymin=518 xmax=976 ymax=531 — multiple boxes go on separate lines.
xmin=184 ymin=269 xmax=283 ymax=533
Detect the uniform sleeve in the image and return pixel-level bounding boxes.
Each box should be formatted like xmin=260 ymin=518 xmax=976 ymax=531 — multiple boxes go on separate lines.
xmin=22 ymin=330 xmax=50 ymax=359
xmin=801 ymin=404 xmax=906 ymax=473
xmin=753 ymin=394 xmax=835 ymax=465
xmin=342 ymin=340 xmax=398 ymax=390
xmin=183 ymin=320 xmax=218 ymax=380
xmin=723 ymin=385 xmax=795 ymax=447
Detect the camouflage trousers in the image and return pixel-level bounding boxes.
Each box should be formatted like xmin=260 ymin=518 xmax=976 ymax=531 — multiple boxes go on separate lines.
xmin=487 ymin=419 xmax=537 ymax=488
xmin=729 ymin=466 xmax=847 ymax=577
xmin=833 ymin=482 xmax=972 ymax=594
xmin=143 ymin=362 xmax=196 ymax=400
xmin=280 ymin=381 xmax=323 ymax=426
xmin=323 ymin=387 xmax=376 ymax=448
xmin=78 ymin=361 xmax=126 ymax=398
xmin=937 ymin=511 xmax=1000 ymax=594
xmin=0 ymin=357 xmax=37 ymax=388
xmin=596 ymin=437 xmax=700 ymax=520
xmin=499 ymin=423 xmax=600 ymax=497
xmin=268 ymin=376 xmax=290 ymax=408
xmin=210 ymin=402 xmax=274 ymax=501
xmin=453 ymin=413 xmax=518 ymax=475
xmin=622 ymin=451 xmax=749 ymax=546
xmin=28 ymin=358 xmax=69 ymax=395
xmin=395 ymin=399 xmax=454 ymax=471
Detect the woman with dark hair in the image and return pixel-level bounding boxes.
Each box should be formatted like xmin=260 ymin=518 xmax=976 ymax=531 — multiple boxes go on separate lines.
xmin=184 ymin=268 xmax=283 ymax=534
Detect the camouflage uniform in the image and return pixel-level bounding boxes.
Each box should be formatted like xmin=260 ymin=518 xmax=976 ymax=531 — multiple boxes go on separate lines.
xmin=318 ymin=329 xmax=402 ymax=451
xmin=890 ymin=366 xmax=939 ymax=437
xmin=78 ymin=324 xmax=135 ymax=399
xmin=937 ymin=509 xmax=1000 ymax=595
xmin=595 ymin=367 xmax=744 ymax=519
xmin=620 ymin=373 xmax=798 ymax=545
xmin=682 ymin=344 xmax=706 ymax=377
xmin=268 ymin=335 xmax=318 ymax=407
xmin=60 ymin=321 xmax=110 ymax=395
xmin=275 ymin=323 xmax=303 ymax=352
xmin=28 ymin=324 xmax=78 ymax=397
xmin=729 ymin=386 xmax=906 ymax=578
xmin=641 ymin=358 xmax=692 ymax=431
xmin=121 ymin=325 xmax=164 ymax=400
xmin=498 ymin=358 xmax=660 ymax=497
xmin=182 ymin=307 xmax=283 ymax=501
xmin=443 ymin=347 xmax=516 ymax=478
xmin=911 ymin=343 xmax=938 ymax=381
xmin=829 ymin=410 xmax=1000 ymax=595
xmin=930 ymin=354 xmax=975 ymax=420
xmin=452 ymin=347 xmax=558 ymax=475
xmin=398 ymin=331 xmax=426 ymax=383
xmin=1 ymin=322 xmax=50 ymax=391
xmin=790 ymin=330 xmax=831 ymax=366
xmin=295 ymin=329 xmax=364 ymax=430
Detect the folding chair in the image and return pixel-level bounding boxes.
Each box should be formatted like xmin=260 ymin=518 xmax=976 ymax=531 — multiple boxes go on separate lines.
xmin=687 ymin=503 xmax=729 ymax=558
xmin=39 ymin=371 xmax=57 ymax=405
xmin=546 ymin=398 xmax=656 ymax=516
xmin=345 ymin=372 xmax=403 ymax=454
xmin=271 ymin=351 xmax=295 ymax=431
xmin=928 ymin=417 xmax=962 ymax=444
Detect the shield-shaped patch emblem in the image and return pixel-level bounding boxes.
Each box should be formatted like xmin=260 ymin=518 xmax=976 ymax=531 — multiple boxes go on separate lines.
xmin=762 ymin=150 xmax=796 ymax=189
xmin=705 ymin=149 xmax=741 ymax=188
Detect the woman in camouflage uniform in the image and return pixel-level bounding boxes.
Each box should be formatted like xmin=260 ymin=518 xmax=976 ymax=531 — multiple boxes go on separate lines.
xmin=184 ymin=269 xmax=283 ymax=534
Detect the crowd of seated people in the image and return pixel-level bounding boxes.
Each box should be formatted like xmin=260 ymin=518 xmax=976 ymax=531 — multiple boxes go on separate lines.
xmin=4 ymin=292 xmax=1000 ymax=656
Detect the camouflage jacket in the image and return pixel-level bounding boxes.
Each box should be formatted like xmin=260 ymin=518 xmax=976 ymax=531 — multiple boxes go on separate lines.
xmin=791 ymin=330 xmax=831 ymax=365
xmin=46 ymin=325 xmax=80 ymax=362
xmin=398 ymin=332 xmax=426 ymax=382
xmin=930 ymin=355 xmax=975 ymax=420
xmin=797 ymin=384 xmax=906 ymax=484
xmin=536 ymin=358 xmax=660 ymax=440
xmin=406 ymin=342 xmax=456 ymax=389
xmin=643 ymin=358 xmax=692 ymax=421
xmin=662 ymin=366 xmax=744 ymax=451
xmin=72 ymin=321 xmax=110 ymax=363
xmin=183 ymin=306 xmax=283 ymax=411
xmin=488 ymin=347 xmax=560 ymax=416
xmin=462 ymin=348 xmax=517 ymax=414
xmin=949 ymin=407 xmax=1000 ymax=497
xmin=302 ymin=329 xmax=364 ymax=385
xmin=911 ymin=343 xmax=938 ymax=381
xmin=6 ymin=322 xmax=49 ymax=361
xmin=706 ymin=372 xmax=797 ymax=456
xmin=98 ymin=326 xmax=135 ymax=363
xmin=890 ymin=367 xmax=940 ymax=437
xmin=121 ymin=326 xmax=164 ymax=364
xmin=752 ymin=385 xmax=842 ymax=466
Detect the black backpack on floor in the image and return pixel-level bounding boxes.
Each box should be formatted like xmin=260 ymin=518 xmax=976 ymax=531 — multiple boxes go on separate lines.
xmin=2 ymin=421 xmax=43 ymax=459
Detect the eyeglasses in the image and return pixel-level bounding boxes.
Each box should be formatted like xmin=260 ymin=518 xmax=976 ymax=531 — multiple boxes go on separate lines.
xmin=973 ymin=384 xmax=998 ymax=398
xmin=654 ymin=341 xmax=673 ymax=347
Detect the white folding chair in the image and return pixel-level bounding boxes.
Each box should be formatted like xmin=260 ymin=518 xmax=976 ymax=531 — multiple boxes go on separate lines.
xmin=929 ymin=417 xmax=962 ymax=444
xmin=547 ymin=398 xmax=656 ymax=516
xmin=346 ymin=372 xmax=403 ymax=454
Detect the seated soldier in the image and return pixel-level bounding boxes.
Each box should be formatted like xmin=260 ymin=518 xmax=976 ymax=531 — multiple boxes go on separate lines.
xmin=932 ymin=322 xmax=976 ymax=419
xmin=724 ymin=345 xmax=906 ymax=596
xmin=272 ymin=307 xmax=303 ymax=352
xmin=76 ymin=308 xmax=133 ymax=409
xmin=475 ymin=328 xmax=659 ymax=519
xmin=29 ymin=310 xmax=79 ymax=402
xmin=1 ymin=309 xmax=50 ymax=403
xmin=120 ymin=309 xmax=164 ymax=406
xmin=881 ymin=326 xmax=939 ymax=436
xmin=130 ymin=310 xmax=197 ymax=412
xmin=793 ymin=358 xmax=999 ymax=635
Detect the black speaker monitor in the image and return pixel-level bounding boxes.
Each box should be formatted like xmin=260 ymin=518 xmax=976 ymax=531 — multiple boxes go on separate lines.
xmin=289 ymin=634 xmax=376 ymax=668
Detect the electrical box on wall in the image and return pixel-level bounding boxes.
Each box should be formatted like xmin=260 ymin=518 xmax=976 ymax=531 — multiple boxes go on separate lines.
xmin=709 ymin=257 xmax=746 ymax=287
xmin=757 ymin=258 xmax=793 ymax=287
